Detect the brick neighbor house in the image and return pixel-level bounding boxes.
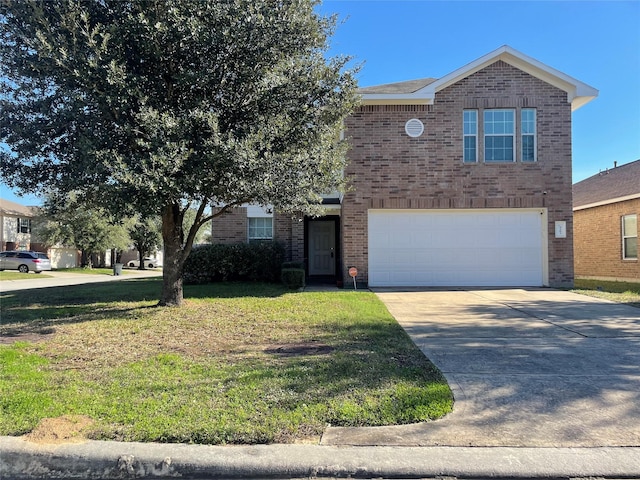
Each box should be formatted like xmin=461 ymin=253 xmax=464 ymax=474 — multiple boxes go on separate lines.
xmin=573 ymin=159 xmax=639 ymax=282
xmin=211 ymin=46 xmax=598 ymax=288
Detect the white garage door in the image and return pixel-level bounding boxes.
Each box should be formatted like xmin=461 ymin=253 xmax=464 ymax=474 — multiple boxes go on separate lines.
xmin=49 ymin=248 xmax=78 ymax=269
xmin=368 ymin=209 xmax=546 ymax=287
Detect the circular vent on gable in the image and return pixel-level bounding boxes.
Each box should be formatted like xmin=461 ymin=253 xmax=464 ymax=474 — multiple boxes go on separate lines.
xmin=405 ymin=118 xmax=424 ymax=138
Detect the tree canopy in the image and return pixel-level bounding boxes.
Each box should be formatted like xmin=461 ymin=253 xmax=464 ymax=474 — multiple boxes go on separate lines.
xmin=128 ymin=216 xmax=161 ymax=269
xmin=1 ymin=0 xmax=358 ymax=305
xmin=34 ymin=194 xmax=132 ymax=268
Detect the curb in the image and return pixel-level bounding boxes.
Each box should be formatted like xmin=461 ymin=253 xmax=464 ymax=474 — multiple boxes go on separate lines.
xmin=2 ymin=437 xmax=640 ymax=479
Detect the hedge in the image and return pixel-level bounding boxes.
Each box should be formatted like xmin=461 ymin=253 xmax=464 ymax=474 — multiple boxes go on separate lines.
xmin=183 ymin=242 xmax=285 ymax=284
xmin=281 ymin=268 xmax=305 ymax=289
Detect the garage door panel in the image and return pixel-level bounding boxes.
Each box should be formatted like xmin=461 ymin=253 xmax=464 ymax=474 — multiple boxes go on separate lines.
xmin=368 ymin=210 xmax=544 ymax=287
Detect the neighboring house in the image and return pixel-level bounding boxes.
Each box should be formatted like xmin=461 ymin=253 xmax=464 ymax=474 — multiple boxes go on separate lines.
xmin=0 ymin=198 xmax=43 ymax=252
xmin=573 ymin=160 xmax=639 ymax=282
xmin=211 ymin=46 xmax=598 ymax=288
xmin=0 ymin=197 xmax=80 ymax=268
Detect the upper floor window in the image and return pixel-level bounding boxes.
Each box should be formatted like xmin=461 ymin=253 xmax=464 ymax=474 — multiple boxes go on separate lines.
xmin=521 ymin=109 xmax=537 ymax=162
xmin=18 ymin=218 xmax=31 ymax=234
xmin=622 ymin=214 xmax=637 ymax=260
xmin=248 ymin=217 xmax=273 ymax=242
xmin=484 ymin=109 xmax=515 ymax=162
xmin=463 ymin=110 xmax=478 ymax=163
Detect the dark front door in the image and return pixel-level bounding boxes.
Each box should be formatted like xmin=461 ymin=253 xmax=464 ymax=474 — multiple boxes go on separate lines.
xmin=308 ymin=220 xmax=336 ymax=276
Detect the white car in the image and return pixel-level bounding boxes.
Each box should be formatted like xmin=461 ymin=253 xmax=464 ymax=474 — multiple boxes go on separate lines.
xmin=0 ymin=250 xmax=52 ymax=273
xmin=127 ymin=257 xmax=162 ymax=268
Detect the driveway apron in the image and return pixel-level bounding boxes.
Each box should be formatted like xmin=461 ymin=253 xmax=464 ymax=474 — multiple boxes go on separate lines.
xmin=321 ymin=288 xmax=640 ymax=447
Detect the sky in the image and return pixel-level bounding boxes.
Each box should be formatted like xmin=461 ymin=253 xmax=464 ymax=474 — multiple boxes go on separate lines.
xmin=2 ymin=0 xmax=639 ymax=207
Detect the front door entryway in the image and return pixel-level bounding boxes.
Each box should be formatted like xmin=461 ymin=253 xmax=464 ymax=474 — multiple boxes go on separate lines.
xmin=308 ymin=220 xmax=336 ymax=276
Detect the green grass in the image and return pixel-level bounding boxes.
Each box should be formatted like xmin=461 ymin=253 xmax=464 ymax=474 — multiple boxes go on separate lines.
xmin=0 ymin=280 xmax=452 ymax=445
xmin=572 ymin=278 xmax=640 ymax=307
xmin=0 ymin=271 xmax=53 ymax=281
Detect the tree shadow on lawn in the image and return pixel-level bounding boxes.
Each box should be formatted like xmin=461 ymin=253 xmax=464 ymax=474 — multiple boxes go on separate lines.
xmin=1 ymin=279 xmax=163 ymax=339
xmin=0 ymin=304 xmax=159 ymax=339
xmin=0 ymin=280 xmax=295 ymax=340
xmin=1 ymin=280 xmax=288 ymax=319
xmin=185 ymin=281 xmax=289 ymax=299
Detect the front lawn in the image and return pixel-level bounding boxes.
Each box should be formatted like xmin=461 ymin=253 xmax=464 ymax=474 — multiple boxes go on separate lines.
xmin=572 ymin=278 xmax=640 ymax=308
xmin=0 ymin=271 xmax=53 ymax=281
xmin=0 ymin=280 xmax=452 ymax=445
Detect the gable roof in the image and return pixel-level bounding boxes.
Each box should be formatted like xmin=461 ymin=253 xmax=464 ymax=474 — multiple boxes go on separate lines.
xmin=360 ymin=45 xmax=598 ymax=111
xmin=359 ymin=78 xmax=437 ymax=95
xmin=0 ymin=198 xmax=37 ymax=217
xmin=573 ymin=159 xmax=640 ymax=210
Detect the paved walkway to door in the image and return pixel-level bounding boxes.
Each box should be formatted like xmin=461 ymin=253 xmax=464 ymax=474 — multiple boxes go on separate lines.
xmin=321 ymin=288 xmax=640 ymax=447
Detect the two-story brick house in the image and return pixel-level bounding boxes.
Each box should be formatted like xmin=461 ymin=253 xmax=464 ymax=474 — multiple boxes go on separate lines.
xmin=0 ymin=198 xmax=40 ymax=252
xmin=211 ymin=46 xmax=598 ymax=288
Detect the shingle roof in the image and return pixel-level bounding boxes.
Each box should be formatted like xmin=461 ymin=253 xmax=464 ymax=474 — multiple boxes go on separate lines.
xmin=358 ymin=78 xmax=437 ymax=95
xmin=573 ymin=159 xmax=640 ymax=209
xmin=0 ymin=198 xmax=37 ymax=217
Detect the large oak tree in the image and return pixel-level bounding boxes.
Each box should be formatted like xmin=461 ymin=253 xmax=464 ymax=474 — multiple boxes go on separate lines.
xmin=1 ymin=0 xmax=358 ymax=305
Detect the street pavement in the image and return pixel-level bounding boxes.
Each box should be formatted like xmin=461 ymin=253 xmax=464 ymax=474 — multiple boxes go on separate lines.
xmin=0 ymin=268 xmax=162 ymax=293
xmin=1 ymin=285 xmax=640 ymax=478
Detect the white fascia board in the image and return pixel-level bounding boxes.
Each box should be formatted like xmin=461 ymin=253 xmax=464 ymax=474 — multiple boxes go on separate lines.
xmin=426 ymin=46 xmax=598 ymax=111
xmin=573 ymin=193 xmax=640 ymax=211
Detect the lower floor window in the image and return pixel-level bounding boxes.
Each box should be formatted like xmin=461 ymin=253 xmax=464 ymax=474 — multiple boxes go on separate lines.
xmin=622 ymin=214 xmax=638 ymax=259
xmin=248 ymin=217 xmax=273 ymax=241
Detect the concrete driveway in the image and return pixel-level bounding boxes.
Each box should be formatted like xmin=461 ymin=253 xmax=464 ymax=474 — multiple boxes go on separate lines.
xmin=322 ymin=288 xmax=640 ymax=447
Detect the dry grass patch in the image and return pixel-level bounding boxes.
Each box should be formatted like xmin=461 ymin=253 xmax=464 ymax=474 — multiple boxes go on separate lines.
xmin=25 ymin=415 xmax=94 ymax=444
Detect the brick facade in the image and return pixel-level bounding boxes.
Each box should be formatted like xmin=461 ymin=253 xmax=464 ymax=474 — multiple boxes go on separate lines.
xmin=274 ymin=212 xmax=304 ymax=263
xmin=211 ymin=208 xmax=305 ymax=262
xmin=341 ymin=61 xmax=574 ymax=287
xmin=574 ymin=199 xmax=640 ymax=281
xmin=211 ymin=207 xmax=248 ymax=244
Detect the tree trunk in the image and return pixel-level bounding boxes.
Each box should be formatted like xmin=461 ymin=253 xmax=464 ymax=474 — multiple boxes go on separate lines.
xmin=138 ymin=248 xmax=146 ymax=270
xmin=159 ymin=203 xmax=185 ymax=307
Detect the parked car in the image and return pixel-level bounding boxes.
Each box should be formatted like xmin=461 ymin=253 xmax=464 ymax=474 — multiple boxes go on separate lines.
xmin=127 ymin=257 xmax=162 ymax=269
xmin=0 ymin=250 xmax=52 ymax=273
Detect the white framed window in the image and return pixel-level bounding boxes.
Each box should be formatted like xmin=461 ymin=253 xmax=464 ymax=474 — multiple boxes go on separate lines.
xmin=484 ymin=109 xmax=515 ymax=162
xmin=248 ymin=217 xmax=273 ymax=241
xmin=463 ymin=110 xmax=478 ymax=163
xmin=18 ymin=218 xmax=31 ymax=234
xmin=521 ymin=108 xmax=537 ymax=162
xmin=622 ymin=214 xmax=638 ymax=260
